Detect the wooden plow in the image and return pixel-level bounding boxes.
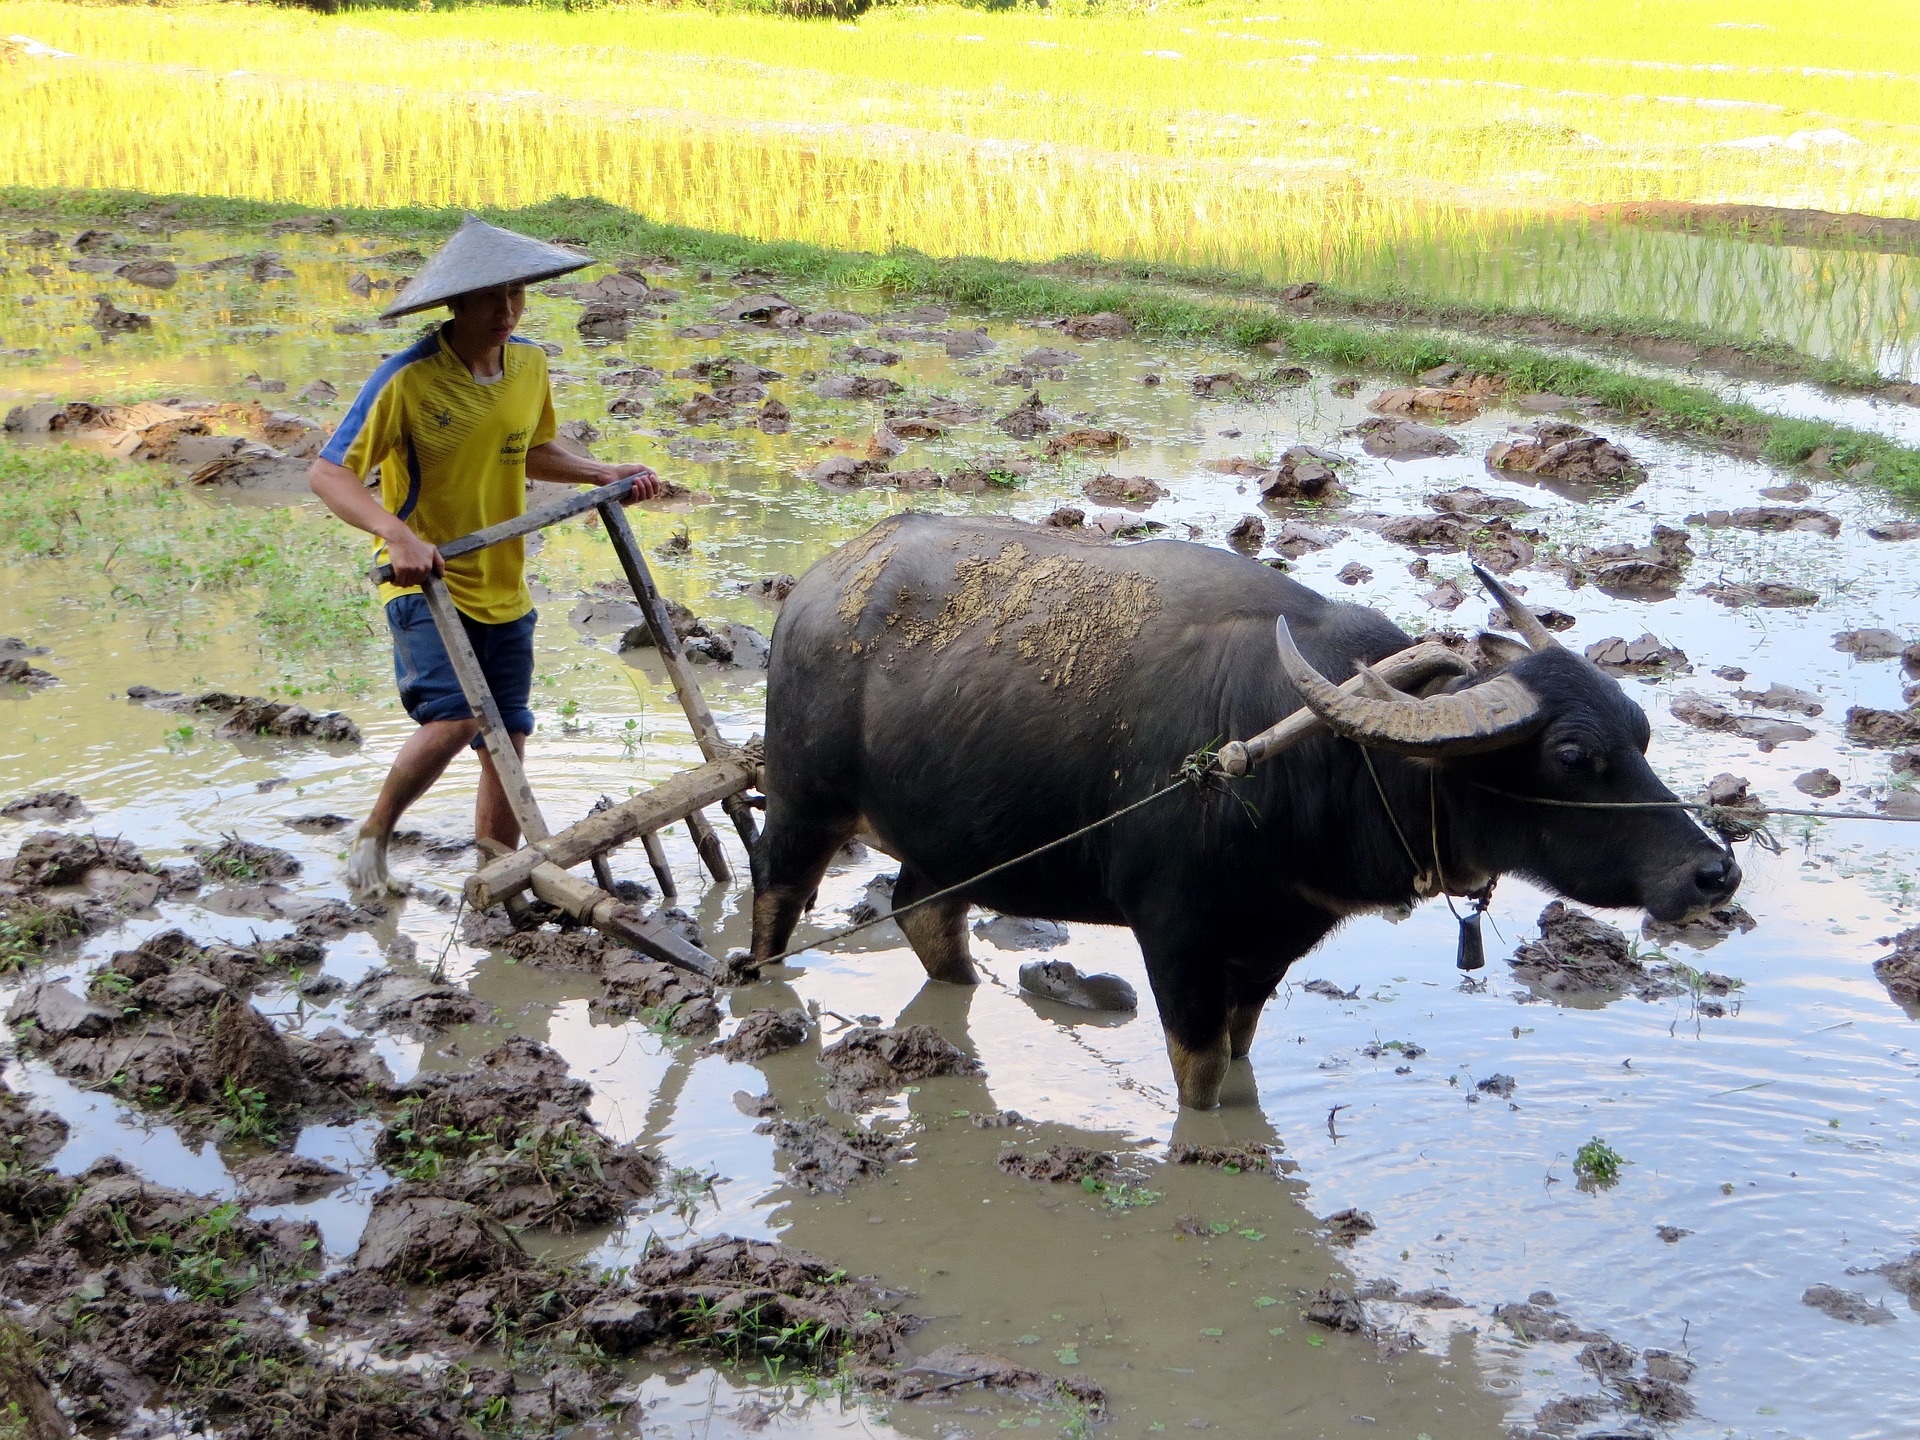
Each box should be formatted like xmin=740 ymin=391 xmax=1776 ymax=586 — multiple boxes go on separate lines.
xmin=371 ymin=477 xmax=758 ymax=979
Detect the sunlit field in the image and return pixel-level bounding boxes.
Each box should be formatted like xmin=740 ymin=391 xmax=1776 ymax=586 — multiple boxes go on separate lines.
xmin=4 ymin=0 xmax=1920 ymax=363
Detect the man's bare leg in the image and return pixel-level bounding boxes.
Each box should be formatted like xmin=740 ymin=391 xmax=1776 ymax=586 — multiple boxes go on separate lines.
xmin=347 ymin=718 xmax=480 ymax=898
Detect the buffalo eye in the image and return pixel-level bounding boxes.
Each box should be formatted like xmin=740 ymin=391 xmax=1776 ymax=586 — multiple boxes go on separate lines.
xmin=1552 ymin=742 xmax=1603 ymax=774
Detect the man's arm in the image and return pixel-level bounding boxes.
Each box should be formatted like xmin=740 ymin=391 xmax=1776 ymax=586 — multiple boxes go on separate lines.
xmin=525 ymin=442 xmax=662 ymax=503
xmin=308 ymin=457 xmax=446 ymax=586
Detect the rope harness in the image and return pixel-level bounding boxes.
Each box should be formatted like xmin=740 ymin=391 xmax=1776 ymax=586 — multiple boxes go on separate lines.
xmin=753 ymin=735 xmax=1920 ymax=970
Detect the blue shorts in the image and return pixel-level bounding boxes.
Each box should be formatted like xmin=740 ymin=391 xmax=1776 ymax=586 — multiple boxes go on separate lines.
xmin=385 ymin=595 xmax=537 ymax=750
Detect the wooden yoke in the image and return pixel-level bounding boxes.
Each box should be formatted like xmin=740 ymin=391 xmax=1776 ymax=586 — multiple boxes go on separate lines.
xmin=1214 ymin=642 xmax=1473 ymax=776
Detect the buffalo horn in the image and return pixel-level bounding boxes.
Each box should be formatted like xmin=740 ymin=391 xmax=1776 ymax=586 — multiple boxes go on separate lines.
xmin=1472 ymin=563 xmax=1561 ymax=651
xmin=1273 ymin=617 xmax=1545 ymax=756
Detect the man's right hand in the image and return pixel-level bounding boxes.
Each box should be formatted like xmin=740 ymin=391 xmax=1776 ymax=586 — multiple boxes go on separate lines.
xmin=385 ymin=527 xmax=445 ymax=586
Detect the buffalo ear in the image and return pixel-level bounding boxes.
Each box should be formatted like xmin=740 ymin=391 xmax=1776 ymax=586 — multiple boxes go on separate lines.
xmin=1475 ymin=632 xmax=1531 ymax=671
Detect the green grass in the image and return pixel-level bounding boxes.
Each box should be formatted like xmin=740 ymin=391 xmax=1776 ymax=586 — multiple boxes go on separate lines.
xmin=0 ymin=444 xmax=378 ymax=672
xmin=9 ymin=185 xmax=1920 ymax=502
xmin=1573 ymin=1137 xmax=1627 ymax=1185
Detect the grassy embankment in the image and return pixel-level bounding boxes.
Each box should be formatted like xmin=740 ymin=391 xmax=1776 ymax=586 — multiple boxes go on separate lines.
xmin=10 ymin=185 xmax=1920 ymax=502
xmin=2 ymin=0 xmax=1918 ymax=372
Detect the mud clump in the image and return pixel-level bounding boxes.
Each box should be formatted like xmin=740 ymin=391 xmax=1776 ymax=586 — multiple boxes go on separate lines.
xmin=1533 ymin=1393 xmax=1607 ymax=1431
xmin=1510 ymin=903 xmax=1684 ymax=1001
xmin=1079 ymin=473 xmax=1164 ymax=507
xmin=1618 ymin=1375 xmax=1696 ymax=1422
xmin=1643 ymin=905 xmax=1754 ymax=950
xmin=1017 ymin=958 xmax=1135 ymax=1011
xmin=1802 ymin=1283 xmax=1894 ymax=1325
xmin=10 ymin=928 xmax=346 ymax=1126
xmin=1 ymin=833 xmax=200 ymax=965
xmin=1354 ymin=416 xmax=1460 ymax=459
xmin=1559 ymin=523 xmax=1694 ymax=593
xmin=1696 ymin=579 xmax=1821 ymax=609
xmin=877 ymin=1344 xmax=1104 ymax=1410
xmin=1670 ymin=693 xmax=1813 ymax=750
xmin=1323 ymin=1207 xmax=1376 ymax=1245
xmin=354 ymin=1191 xmax=528 ymax=1281
xmin=1 ymin=1153 xmax=910 ymax=1439
xmin=995 ymin=389 xmax=1053 ymax=439
xmin=1832 ymin=627 xmax=1907 ymax=660
xmin=0 ymin=791 xmax=88 ymax=825
xmin=347 ymin=969 xmax=493 ymax=1036
xmin=1355 ymin=1279 xmax=1463 ymax=1309
xmin=1737 ymin=681 xmax=1824 ymax=716
xmin=0 ymin=656 xmax=59 ymax=688
xmin=817 ymin=1024 xmax=983 ymax=1110
xmin=1867 ymin=1250 xmax=1920 ymax=1305
xmin=128 ymin=685 xmax=361 ymax=743
xmin=374 ymin=1036 xmax=660 ymax=1229
xmin=1493 ymin=1295 xmax=1605 ymax=1344
xmin=1584 ymin=634 xmax=1689 ymax=676
xmin=714 ymin=1007 xmax=811 ymax=1061
xmin=0 ymin=1077 xmax=69 ymax=1171
xmin=231 ymin=1153 xmax=348 ymax=1205
xmin=590 ymin=955 xmax=722 ymax=1034
xmin=1167 ymin=1142 xmax=1273 ymax=1171
xmin=1362 ymin=511 xmax=1539 ymax=573
xmin=997 ymin=1144 xmax=1115 ymax=1184
xmin=758 ymin=1113 xmax=905 ymax=1192
xmin=1690 ymin=505 xmax=1841 ymax=536
xmin=1847 ymin=706 xmax=1920 ymax=748
xmin=1301 ymin=1287 xmax=1369 ymax=1333
xmin=1872 ymin=927 xmax=1920 ymax=1009
xmin=1487 ymin=421 xmax=1645 ymax=487
xmin=190 ymin=835 xmax=301 ymax=882
xmin=1207 ymin=446 xmax=1347 ymax=502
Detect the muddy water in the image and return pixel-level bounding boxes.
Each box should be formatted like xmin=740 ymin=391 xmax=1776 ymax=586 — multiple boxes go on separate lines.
xmin=5 ymin=218 xmax=1920 ymax=1438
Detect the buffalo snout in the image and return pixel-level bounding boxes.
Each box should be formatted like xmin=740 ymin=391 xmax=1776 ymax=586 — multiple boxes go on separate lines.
xmin=1644 ymin=840 xmax=1742 ymax=922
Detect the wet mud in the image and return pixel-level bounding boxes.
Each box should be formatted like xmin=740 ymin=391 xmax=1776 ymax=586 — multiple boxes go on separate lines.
xmin=6 ymin=209 xmax=1920 ymax=1438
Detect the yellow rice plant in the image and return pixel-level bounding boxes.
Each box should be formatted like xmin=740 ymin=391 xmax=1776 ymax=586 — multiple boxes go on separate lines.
xmin=2 ymin=0 xmax=1918 ymax=360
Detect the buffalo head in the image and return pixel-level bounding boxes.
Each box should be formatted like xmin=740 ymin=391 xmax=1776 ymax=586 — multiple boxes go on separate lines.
xmin=1274 ymin=567 xmax=1740 ymax=923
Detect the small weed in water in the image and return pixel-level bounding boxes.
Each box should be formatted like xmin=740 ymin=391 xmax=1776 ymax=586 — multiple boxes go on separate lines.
xmin=661 ymin=1165 xmax=720 ymax=1225
xmin=218 ymin=1077 xmax=279 ymax=1145
xmin=1573 ymin=1137 xmax=1627 ymax=1185
xmin=1079 ymin=1174 xmax=1161 ymax=1209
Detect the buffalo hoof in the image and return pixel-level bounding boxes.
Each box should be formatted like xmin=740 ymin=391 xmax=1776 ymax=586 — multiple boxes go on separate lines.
xmin=1166 ymin=1033 xmax=1230 ymax=1111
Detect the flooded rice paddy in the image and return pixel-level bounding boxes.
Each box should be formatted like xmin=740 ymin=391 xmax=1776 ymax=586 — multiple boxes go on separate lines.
xmin=4 ymin=216 xmax=1920 ymax=1439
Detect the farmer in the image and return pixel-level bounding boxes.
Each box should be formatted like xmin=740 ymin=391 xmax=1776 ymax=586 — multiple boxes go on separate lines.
xmin=309 ymin=215 xmax=660 ymax=899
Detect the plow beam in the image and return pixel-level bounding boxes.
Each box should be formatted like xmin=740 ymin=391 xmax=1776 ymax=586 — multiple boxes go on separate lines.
xmin=464 ymin=748 xmax=759 ymax=911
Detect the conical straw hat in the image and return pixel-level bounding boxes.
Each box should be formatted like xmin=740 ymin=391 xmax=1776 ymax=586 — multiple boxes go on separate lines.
xmin=380 ymin=214 xmax=593 ymax=318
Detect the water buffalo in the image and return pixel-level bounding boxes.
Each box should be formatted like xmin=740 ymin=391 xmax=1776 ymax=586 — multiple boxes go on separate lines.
xmin=750 ymin=514 xmax=1740 ymax=1109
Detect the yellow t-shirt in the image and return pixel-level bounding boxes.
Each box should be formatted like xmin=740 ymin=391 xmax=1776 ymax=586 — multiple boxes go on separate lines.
xmin=321 ymin=326 xmax=556 ymax=624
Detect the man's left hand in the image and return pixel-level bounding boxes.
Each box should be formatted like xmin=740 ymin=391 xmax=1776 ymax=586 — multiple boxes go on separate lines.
xmin=605 ymin=462 xmax=663 ymax=505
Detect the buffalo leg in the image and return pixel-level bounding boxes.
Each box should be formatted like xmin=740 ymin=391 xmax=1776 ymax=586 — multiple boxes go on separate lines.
xmin=750 ymin=808 xmax=853 ymax=963
xmin=1137 ymin=927 xmax=1231 ymax=1110
xmin=1224 ymin=962 xmax=1286 ymax=1060
xmin=1226 ymin=1000 xmax=1268 ymax=1062
xmin=891 ymin=866 xmax=978 ymax=985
